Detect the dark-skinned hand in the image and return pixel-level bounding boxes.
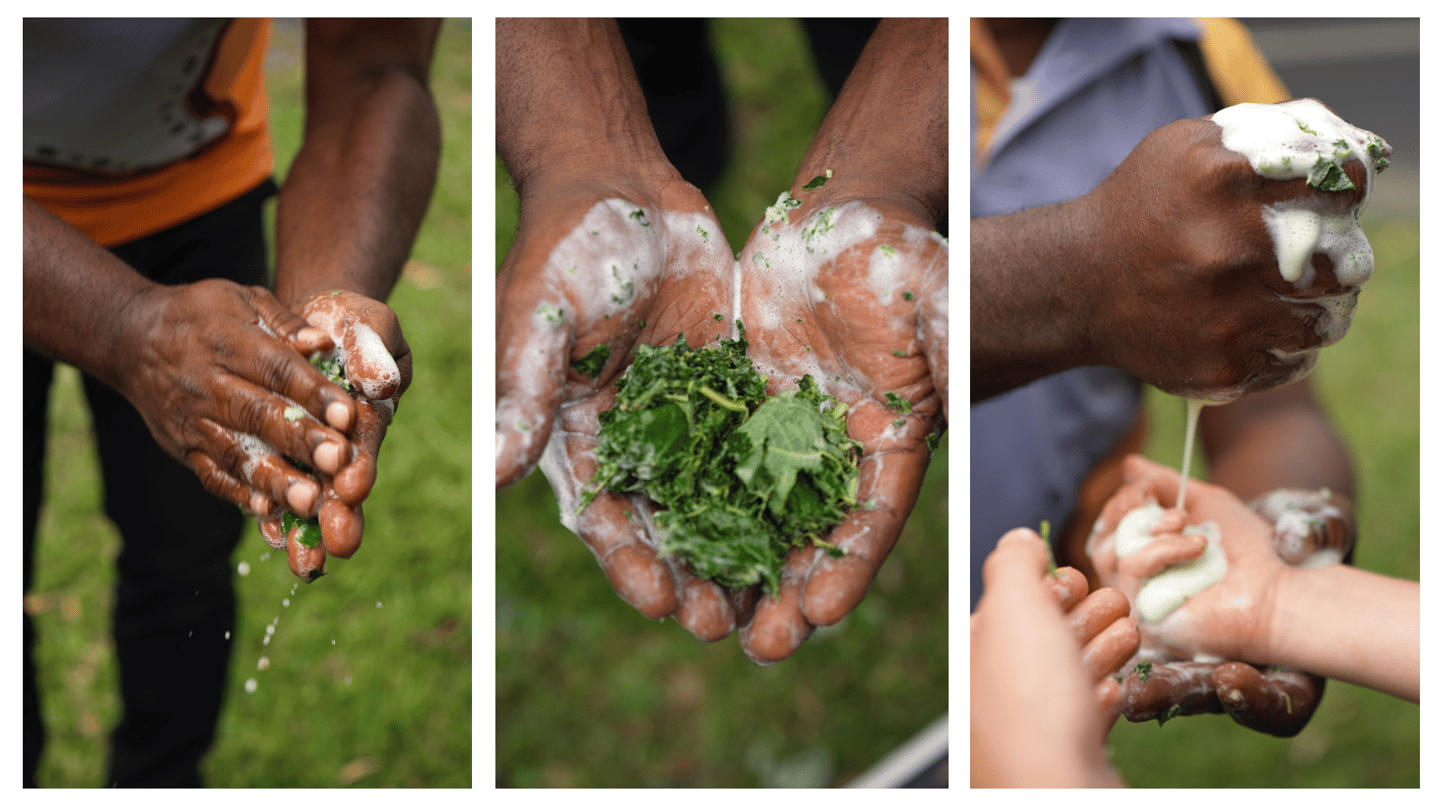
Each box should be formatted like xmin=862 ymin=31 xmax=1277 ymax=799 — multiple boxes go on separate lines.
xmin=255 ymin=289 xmax=412 ymax=578
xmin=734 ymin=183 xmax=948 ymax=663
xmin=110 ymin=278 xmax=359 ymax=529
xmin=496 ymin=168 xmax=742 ymax=637
xmin=1077 ymin=102 xmax=1385 ymax=401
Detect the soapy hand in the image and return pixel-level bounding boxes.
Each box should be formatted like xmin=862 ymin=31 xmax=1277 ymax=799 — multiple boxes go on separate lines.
xmin=1079 ymin=99 xmax=1389 ymax=402
xmin=109 ymin=278 xmax=360 ymax=528
xmin=1089 ymin=454 xmax=1333 ymax=736
xmin=253 ymin=290 xmax=411 ymax=577
xmin=734 ymin=185 xmax=948 ymax=663
xmin=498 ymin=171 xmax=743 ymax=639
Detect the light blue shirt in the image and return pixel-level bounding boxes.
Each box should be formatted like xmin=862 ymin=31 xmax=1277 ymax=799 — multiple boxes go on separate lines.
xmin=971 ymin=18 xmax=1217 ymax=609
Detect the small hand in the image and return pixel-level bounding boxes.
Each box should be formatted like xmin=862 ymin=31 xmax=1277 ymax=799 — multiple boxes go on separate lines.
xmin=971 ymin=528 xmax=1131 ymax=788
xmin=734 ymin=185 xmax=948 ymax=663
xmin=1088 ymin=454 xmax=1330 ymax=736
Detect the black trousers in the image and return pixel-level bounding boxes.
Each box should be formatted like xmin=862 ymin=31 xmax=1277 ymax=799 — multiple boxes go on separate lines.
xmin=23 ymin=179 xmax=276 ymax=788
xmin=617 ymin=18 xmax=880 ymax=192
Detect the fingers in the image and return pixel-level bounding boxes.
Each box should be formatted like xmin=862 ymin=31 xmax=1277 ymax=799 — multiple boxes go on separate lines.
xmin=319 ymin=498 xmax=364 ymax=558
xmin=299 ymin=290 xmax=411 ymax=403
xmin=243 ymin=286 xmax=358 ymax=433
xmin=190 ymin=422 xmax=323 ymax=517
xmin=740 ymin=547 xmax=824 ymax=664
xmin=1120 ymin=659 xmax=1324 ymax=736
xmin=330 ymin=398 xmax=390 ymax=507
xmin=1250 ymin=488 xmax=1355 ymax=566
xmin=1212 ymin=662 xmax=1324 ymax=738
xmin=495 ymin=302 xmax=571 ymax=487
xmin=1116 ymin=531 xmax=1207 ymax=581
xmin=671 ymin=568 xmax=738 ymax=643
xmin=799 ymin=437 xmax=929 ymax=627
xmin=1047 ymin=567 xmax=1090 ymax=611
xmin=286 ymin=522 xmax=327 ymax=582
xmin=1081 ymin=616 xmax=1141 ymax=685
xmin=1120 ymin=661 xmax=1222 ymax=723
xmin=573 ymin=491 xmax=679 ymax=620
xmin=1060 ymin=584 xmax=1139 ymax=684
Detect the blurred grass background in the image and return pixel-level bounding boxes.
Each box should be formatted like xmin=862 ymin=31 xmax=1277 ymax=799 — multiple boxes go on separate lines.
xmin=1112 ymin=208 xmax=1420 ymax=786
xmin=26 ymin=18 xmax=471 ymax=787
xmin=494 ymin=19 xmax=949 ymax=787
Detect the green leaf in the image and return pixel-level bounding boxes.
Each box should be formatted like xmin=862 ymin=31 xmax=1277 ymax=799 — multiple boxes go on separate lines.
xmin=585 ymin=331 xmax=860 ymax=595
xmin=570 ymin=344 xmax=611 ymax=378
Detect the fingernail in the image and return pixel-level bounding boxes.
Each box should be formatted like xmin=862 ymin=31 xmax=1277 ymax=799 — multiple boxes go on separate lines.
xmin=313 ymin=441 xmax=343 ymax=474
xmin=326 ymin=401 xmax=352 ymax=431
xmin=287 ymin=480 xmax=320 ymax=514
xmin=296 ymin=326 xmax=326 ymax=345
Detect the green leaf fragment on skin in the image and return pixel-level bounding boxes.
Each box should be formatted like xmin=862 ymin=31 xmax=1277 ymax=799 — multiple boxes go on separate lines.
xmin=1040 ymin=519 xmax=1057 ymax=578
xmin=764 ymin=191 xmax=803 ymax=225
xmin=583 ymin=326 xmax=861 ymax=596
xmin=571 ymin=343 xmax=611 ymax=378
xmin=277 ymin=352 xmax=353 ymax=560
xmin=884 ymin=392 xmax=912 ymax=413
xmin=800 ymin=169 xmax=833 ymax=190
xmin=537 ymin=303 xmax=563 ymax=326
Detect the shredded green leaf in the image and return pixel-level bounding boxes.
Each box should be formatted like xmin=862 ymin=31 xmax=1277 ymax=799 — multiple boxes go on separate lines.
xmin=584 ymin=326 xmax=861 ymax=595
xmin=570 ymin=344 xmax=611 ymax=378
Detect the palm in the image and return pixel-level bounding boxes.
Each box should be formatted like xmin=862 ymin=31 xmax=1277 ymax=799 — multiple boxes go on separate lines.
xmin=734 ymin=196 xmax=948 ymax=647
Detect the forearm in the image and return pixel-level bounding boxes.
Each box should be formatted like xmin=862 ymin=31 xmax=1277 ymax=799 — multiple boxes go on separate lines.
xmin=274 ymin=21 xmax=442 ymax=307
xmin=23 ymin=196 xmax=155 ymax=389
xmin=970 ymin=202 xmax=1101 ymax=401
xmin=1268 ymin=564 xmax=1418 ymax=702
xmin=495 ymin=18 xmax=674 ymax=192
xmin=795 ymin=18 xmax=946 ymax=223
xmin=1201 ymin=379 xmax=1355 ymax=501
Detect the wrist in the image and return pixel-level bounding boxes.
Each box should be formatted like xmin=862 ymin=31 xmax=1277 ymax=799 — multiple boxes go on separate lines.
xmin=969 ymin=200 xmax=1100 ymax=399
xmin=497 ymin=18 xmax=676 ymax=196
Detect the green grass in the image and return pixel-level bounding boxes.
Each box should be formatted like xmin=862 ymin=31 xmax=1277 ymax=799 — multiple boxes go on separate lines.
xmin=27 ymin=19 xmax=471 ymax=788
xmin=1110 ymin=212 xmax=1420 ymax=787
xmin=494 ymin=19 xmax=947 ymax=787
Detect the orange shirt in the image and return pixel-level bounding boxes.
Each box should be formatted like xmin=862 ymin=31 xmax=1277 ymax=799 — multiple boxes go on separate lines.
xmin=24 ymin=18 xmax=275 ymax=247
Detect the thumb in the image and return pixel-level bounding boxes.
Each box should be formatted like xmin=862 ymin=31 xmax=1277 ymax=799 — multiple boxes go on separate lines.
xmin=496 ymin=302 xmax=572 ymax=487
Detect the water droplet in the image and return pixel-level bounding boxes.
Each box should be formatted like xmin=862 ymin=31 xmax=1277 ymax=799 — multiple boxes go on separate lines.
xmin=257 ymin=656 xmax=270 ymax=671
xmin=237 ymin=561 xmax=251 ymax=576
xmin=376 ymin=602 xmax=383 ymax=609
xmin=282 ymin=598 xmax=290 ymax=608
xmin=245 ymin=678 xmax=258 ymax=693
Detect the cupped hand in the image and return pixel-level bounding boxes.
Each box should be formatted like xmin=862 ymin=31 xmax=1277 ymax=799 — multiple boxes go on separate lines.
xmin=498 ymin=170 xmax=743 ymax=639
xmin=733 ymin=183 xmax=948 ymax=663
xmin=1089 ymin=454 xmax=1332 ymax=736
xmin=111 ymin=278 xmax=359 ymax=529
xmin=971 ymin=528 xmax=1131 ymax=788
xmin=251 ymin=290 xmax=412 ymax=576
xmin=1080 ymin=100 xmax=1386 ymax=401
